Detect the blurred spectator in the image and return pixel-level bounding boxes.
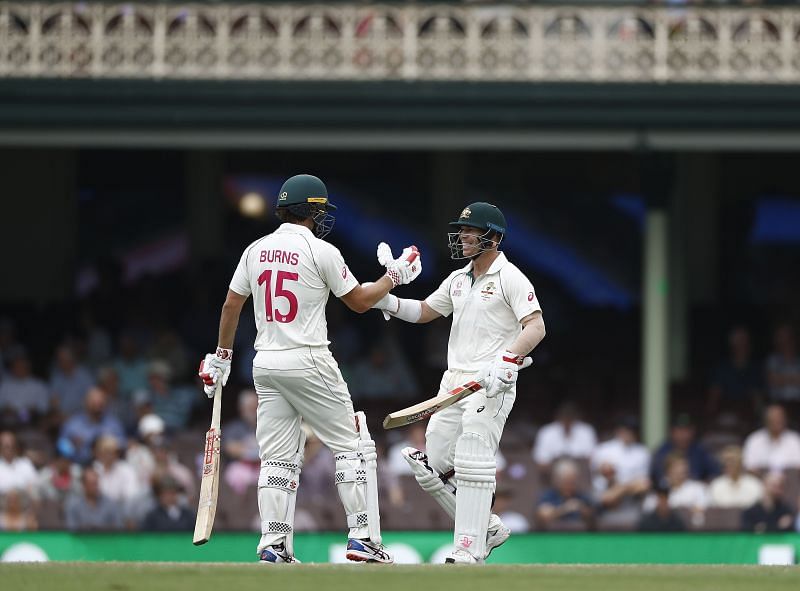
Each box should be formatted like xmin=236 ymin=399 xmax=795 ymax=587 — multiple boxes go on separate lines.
xmin=0 ymin=489 xmax=37 ymax=532
xmin=494 ymin=486 xmax=530 ymax=533
xmin=113 ymin=333 xmax=149 ymax=398
xmin=386 ymin=423 xmax=427 ymax=477
xmin=0 ymin=431 xmax=38 ymax=496
xmin=349 ymin=339 xmax=417 ymax=402
xmin=223 ymin=389 xmax=260 ymax=495
xmin=93 ymin=434 xmax=147 ymax=525
xmin=50 ymin=344 xmax=95 ymax=416
xmin=0 ymin=348 xmax=50 ymax=427
xmin=64 ymin=467 xmax=124 ymax=531
xmin=140 ymin=476 xmax=195 ymax=531
xmin=742 ymin=404 xmax=800 ymax=474
xmin=707 ymin=327 xmax=763 ymax=420
xmin=79 ymin=307 xmax=113 ymax=369
xmin=127 ymin=413 xmax=167 ymax=484
xmin=591 ymin=415 xmax=650 ymax=485
xmin=644 ymin=455 xmax=708 ymax=527
xmin=532 ymin=402 xmax=597 ymax=476
xmin=37 ymin=446 xmax=82 ymax=502
xmin=149 ymin=437 xmax=195 ymax=503
xmin=95 ymin=366 xmax=129 ymax=429
xmin=766 ymin=325 xmax=800 ymax=414
xmin=741 ymin=472 xmax=796 ymax=533
xmin=651 ymin=414 xmax=719 ymax=488
xmin=535 ymin=458 xmax=595 ymax=530
xmin=134 ymin=360 xmax=196 ymax=431
xmin=638 ymin=486 xmax=685 ymax=532
xmin=709 ymin=445 xmax=764 ymax=508
xmin=59 ymin=387 xmax=126 ymax=465
xmin=593 ymin=462 xmax=649 ymax=531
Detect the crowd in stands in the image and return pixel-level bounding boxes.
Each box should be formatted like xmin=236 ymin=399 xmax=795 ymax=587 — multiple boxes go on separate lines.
xmin=0 ymin=301 xmax=799 ymax=534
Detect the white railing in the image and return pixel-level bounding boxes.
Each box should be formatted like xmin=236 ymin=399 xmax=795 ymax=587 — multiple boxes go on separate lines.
xmin=1 ymin=2 xmax=799 ymax=83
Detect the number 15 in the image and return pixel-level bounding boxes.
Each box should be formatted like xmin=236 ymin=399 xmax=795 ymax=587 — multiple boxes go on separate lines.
xmin=257 ymin=269 xmax=299 ymax=323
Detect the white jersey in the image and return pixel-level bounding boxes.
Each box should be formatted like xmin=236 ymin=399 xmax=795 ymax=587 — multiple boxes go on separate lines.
xmin=425 ymin=252 xmax=541 ymax=372
xmin=229 ymin=223 xmax=358 ymax=351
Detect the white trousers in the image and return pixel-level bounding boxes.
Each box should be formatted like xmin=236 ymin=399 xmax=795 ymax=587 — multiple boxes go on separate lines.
xmin=425 ymin=370 xmax=515 ymax=476
xmin=252 ymin=347 xmax=360 ymax=457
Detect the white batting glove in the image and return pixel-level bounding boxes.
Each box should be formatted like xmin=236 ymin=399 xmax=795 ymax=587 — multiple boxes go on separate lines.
xmin=383 ymin=244 xmax=422 ymax=287
xmin=377 ymin=242 xmax=394 ymax=267
xmin=198 ymin=347 xmax=233 ymax=397
xmin=480 ymin=351 xmax=533 ymax=398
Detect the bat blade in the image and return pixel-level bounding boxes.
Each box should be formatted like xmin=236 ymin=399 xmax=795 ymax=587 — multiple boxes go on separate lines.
xmin=382 ymin=380 xmax=483 ymax=429
xmin=192 ymin=425 xmax=221 ymax=545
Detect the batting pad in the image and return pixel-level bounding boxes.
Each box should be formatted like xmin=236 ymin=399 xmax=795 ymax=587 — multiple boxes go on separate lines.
xmin=402 ymin=446 xmax=457 ymax=519
xmin=257 ymin=430 xmax=305 ymax=555
xmin=453 ymin=432 xmax=495 ymax=560
xmin=334 ymin=450 xmax=369 ymax=539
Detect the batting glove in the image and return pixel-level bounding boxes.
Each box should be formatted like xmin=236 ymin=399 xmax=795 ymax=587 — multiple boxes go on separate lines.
xmin=198 ymin=347 xmax=233 ymax=397
xmin=480 ymin=350 xmax=533 ymax=398
xmin=380 ymin=243 xmax=422 ymax=287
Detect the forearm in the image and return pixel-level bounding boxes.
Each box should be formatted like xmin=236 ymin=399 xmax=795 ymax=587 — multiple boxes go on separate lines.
xmin=360 ymin=276 xmax=395 ymax=308
xmin=217 ymin=292 xmax=247 ymax=349
xmin=508 ymin=312 xmax=546 ymax=356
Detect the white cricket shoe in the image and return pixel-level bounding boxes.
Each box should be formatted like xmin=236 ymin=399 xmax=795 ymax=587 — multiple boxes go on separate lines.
xmin=444 ymin=548 xmax=480 ymax=564
xmin=486 ymin=514 xmax=511 ymax=559
xmin=346 ymin=538 xmax=394 ymax=563
xmin=259 ymin=543 xmax=300 ymax=564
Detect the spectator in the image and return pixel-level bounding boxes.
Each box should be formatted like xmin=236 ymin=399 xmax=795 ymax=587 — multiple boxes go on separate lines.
xmin=638 ymin=486 xmax=685 ymax=532
xmin=742 ymin=404 xmax=800 ymax=474
xmin=741 ymin=472 xmax=796 ymax=533
xmin=59 ymin=387 xmax=126 ymax=465
xmin=532 ymin=402 xmax=597 ymax=476
xmin=134 ymin=360 xmax=195 ymax=432
xmin=64 ymin=467 xmax=123 ymax=531
xmin=0 ymin=489 xmax=37 ymax=532
xmin=0 ymin=348 xmax=50 ymax=427
xmin=92 ymin=434 xmax=146 ymax=525
xmin=651 ymin=414 xmax=719 ymax=488
xmin=113 ymin=333 xmax=149 ymax=398
xmin=140 ymin=476 xmax=195 ymax=532
xmin=95 ymin=366 xmax=129 ymax=428
xmin=37 ymin=444 xmax=82 ymax=502
xmin=593 ymin=462 xmax=650 ymax=531
xmin=494 ymin=487 xmax=530 ymax=533
xmin=707 ymin=327 xmax=763 ymax=420
xmin=127 ymin=413 xmax=167 ymax=485
xmin=644 ymin=455 xmax=708 ymax=527
xmin=149 ymin=436 xmax=195 ymax=504
xmin=766 ymin=324 xmax=800 ymax=409
xmin=50 ymin=344 xmax=95 ymax=416
xmin=591 ymin=415 xmax=650 ymax=485
xmin=299 ymin=428 xmax=335 ymax=504
xmin=535 ymin=458 xmax=595 ymax=530
xmin=223 ymin=389 xmax=260 ymax=496
xmin=148 ymin=327 xmax=191 ymax=383
xmin=0 ymin=431 xmax=38 ymax=496
xmin=709 ymin=445 xmax=764 ymax=508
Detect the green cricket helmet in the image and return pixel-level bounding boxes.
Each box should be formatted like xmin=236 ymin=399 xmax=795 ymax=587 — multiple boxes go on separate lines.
xmin=447 ymin=202 xmax=506 ymax=260
xmin=275 ymin=174 xmax=336 ymax=238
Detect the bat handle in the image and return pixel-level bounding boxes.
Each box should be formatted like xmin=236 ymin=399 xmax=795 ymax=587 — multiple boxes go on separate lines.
xmin=210 ymin=381 xmax=223 ymax=430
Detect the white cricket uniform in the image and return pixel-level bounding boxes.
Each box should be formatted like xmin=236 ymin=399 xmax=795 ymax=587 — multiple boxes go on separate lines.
xmin=423 ymin=252 xmax=541 ymax=474
xmin=229 ymin=223 xmax=361 ymax=458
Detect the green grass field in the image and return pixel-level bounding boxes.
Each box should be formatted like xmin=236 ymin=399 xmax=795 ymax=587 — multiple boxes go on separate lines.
xmin=2 ymin=563 xmax=799 ymax=591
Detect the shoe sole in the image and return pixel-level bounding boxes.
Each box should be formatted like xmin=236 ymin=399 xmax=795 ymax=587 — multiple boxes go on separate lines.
xmin=346 ymin=551 xmax=393 ymax=564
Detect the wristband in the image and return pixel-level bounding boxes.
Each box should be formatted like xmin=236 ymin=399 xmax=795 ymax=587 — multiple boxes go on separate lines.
xmin=216 ymin=347 xmax=233 ymax=361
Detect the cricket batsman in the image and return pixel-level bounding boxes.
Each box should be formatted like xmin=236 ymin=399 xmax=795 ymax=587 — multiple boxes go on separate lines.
xmin=372 ymin=202 xmax=546 ymax=563
xmin=198 ymin=174 xmax=422 ymax=563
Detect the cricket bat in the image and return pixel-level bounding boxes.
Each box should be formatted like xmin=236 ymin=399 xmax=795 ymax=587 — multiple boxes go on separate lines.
xmin=193 ymin=381 xmax=223 ymax=545
xmin=382 ymin=379 xmax=484 ymax=429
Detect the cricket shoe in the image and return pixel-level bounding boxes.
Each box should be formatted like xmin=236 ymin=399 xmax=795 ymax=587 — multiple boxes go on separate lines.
xmin=259 ymin=543 xmax=300 ymax=564
xmin=345 ymin=538 xmax=394 ymax=563
xmin=444 ymin=548 xmax=480 ymax=564
xmin=485 ymin=514 xmax=511 ymax=559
